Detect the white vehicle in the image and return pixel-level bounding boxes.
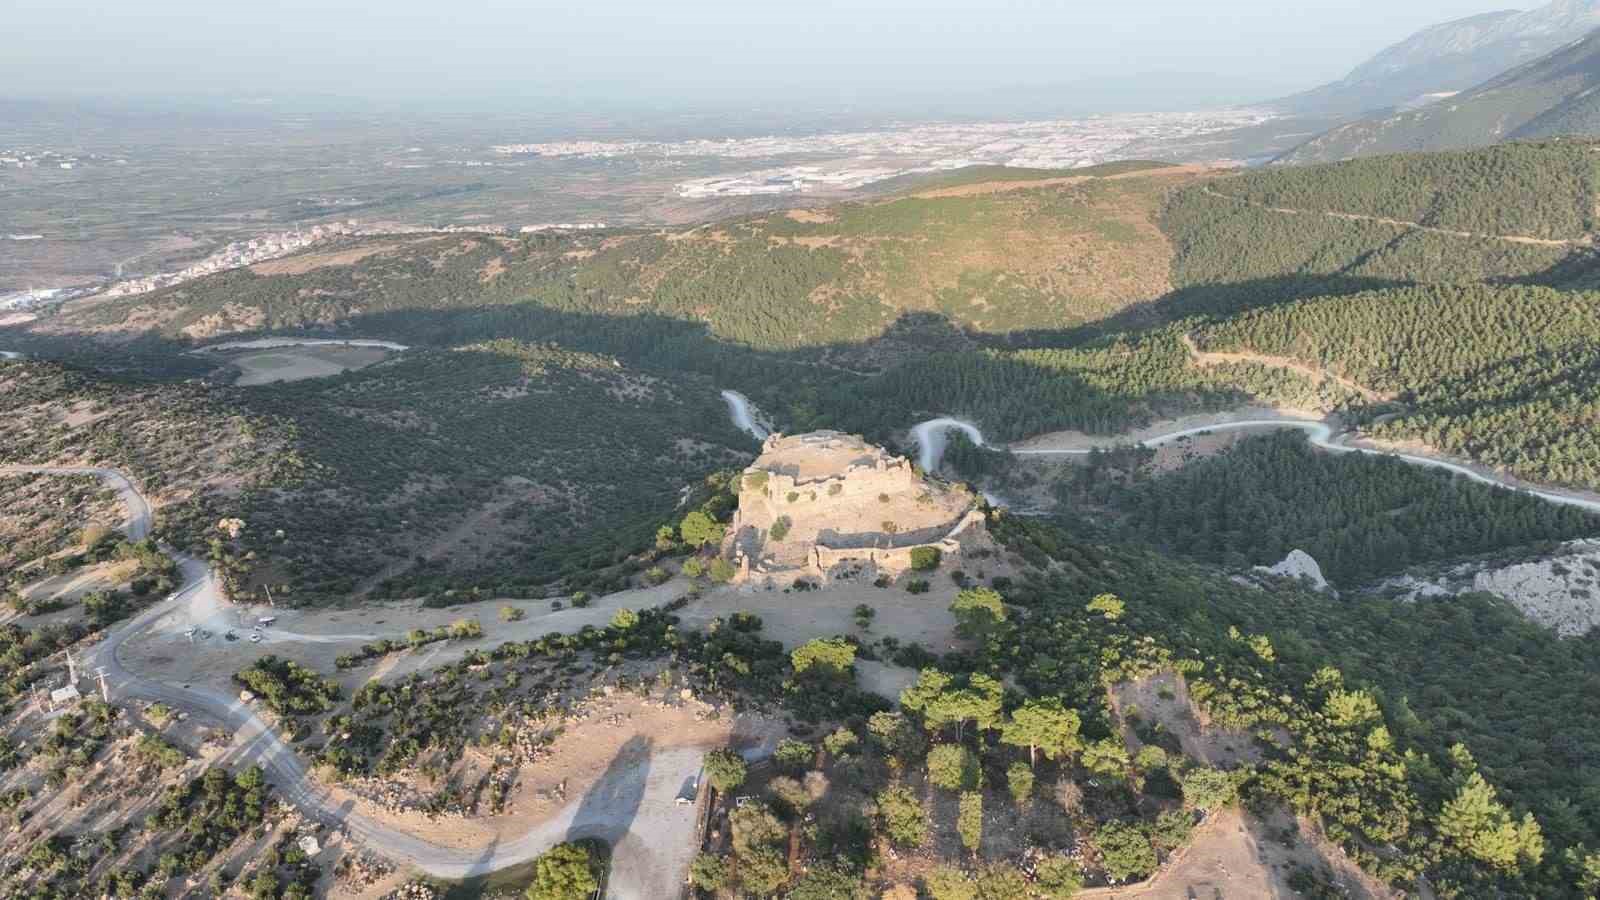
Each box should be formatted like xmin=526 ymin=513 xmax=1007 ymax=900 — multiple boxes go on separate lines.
xmin=257 ymin=616 xmax=277 ymax=626
xmin=249 ymin=633 xmax=263 ymax=643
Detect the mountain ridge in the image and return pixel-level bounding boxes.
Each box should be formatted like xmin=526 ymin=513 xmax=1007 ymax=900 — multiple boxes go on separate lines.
xmin=1273 ymin=0 xmax=1600 ymax=116
xmin=1278 ymin=28 xmax=1600 ymax=163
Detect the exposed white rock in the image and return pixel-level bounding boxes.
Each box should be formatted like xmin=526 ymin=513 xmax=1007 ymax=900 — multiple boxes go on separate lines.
xmin=1371 ymin=539 xmax=1600 ymax=637
xmin=1254 ymin=549 xmax=1331 ymax=592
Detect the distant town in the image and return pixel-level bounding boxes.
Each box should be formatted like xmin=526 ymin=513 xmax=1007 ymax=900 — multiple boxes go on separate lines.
xmin=494 ymin=109 xmax=1270 ymax=197
xmin=0 ymin=219 xmax=610 ymax=314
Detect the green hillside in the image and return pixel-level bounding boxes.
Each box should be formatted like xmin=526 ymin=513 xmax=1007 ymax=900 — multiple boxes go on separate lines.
xmin=46 ymin=162 xmax=1198 ymax=351
xmin=0 ymin=348 xmax=751 ymax=605
xmin=1195 ymin=283 xmax=1600 ymax=488
xmin=1160 ymin=141 xmax=1599 ymax=319
xmin=1281 ymin=31 xmax=1600 ymax=164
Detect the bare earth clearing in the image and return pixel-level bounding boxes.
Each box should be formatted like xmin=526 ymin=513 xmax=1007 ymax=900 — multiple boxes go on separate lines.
xmin=1082 ymin=807 xmax=1395 ymax=900
xmin=911 ymin=163 xmax=1217 ymax=200
xmin=225 ymin=344 xmax=395 ymax=386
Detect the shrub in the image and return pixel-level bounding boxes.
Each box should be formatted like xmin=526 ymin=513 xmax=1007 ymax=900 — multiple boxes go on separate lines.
xmin=447 ymin=618 xmax=482 ymax=639
xmin=785 ymin=863 xmax=863 ymax=900
xmin=1094 ymin=821 xmax=1157 ymax=883
xmin=1180 ymin=766 xmax=1239 ymax=811
xmin=1006 ymin=761 xmax=1034 ymax=805
xmin=527 ymin=841 xmax=600 ymax=900
xmin=958 ymin=791 xmax=983 ymax=852
xmin=906 ymin=579 xmax=931 ymax=594
xmin=974 ymin=863 xmax=1029 ymax=899
xmin=910 ymin=546 xmax=942 ymax=570
xmin=853 ymin=603 xmax=875 ymax=629
xmin=570 ymin=591 xmax=592 ymax=608
xmin=681 ymin=557 xmax=704 ymax=578
xmin=765 ymin=740 xmax=809 ymax=776
xmin=1150 ymin=808 xmax=1195 ymax=851
xmin=1034 ymin=856 xmax=1083 ymax=899
xmin=688 ymin=852 xmax=729 ymax=890
xmin=1086 ymin=592 xmax=1125 ymax=620
xmin=769 ymin=516 xmax=791 ymax=541
xmin=924 ymin=866 xmax=975 ymax=900
xmin=233 ymin=656 xmax=340 ymax=716
xmin=1134 ymin=745 xmax=1168 ymax=772
xmin=708 ymin=558 xmax=736 ymax=582
xmin=792 ymin=637 xmax=856 ymax=678
xmin=876 ymin=784 xmax=928 ymax=848
xmin=704 ymin=748 xmax=747 ymax=792
xmin=927 ymin=744 xmax=980 ymax=791
xmin=950 ymin=587 xmax=1006 ymax=640
xmin=498 ymin=605 xmax=525 ymax=622
xmin=822 ymin=726 xmax=859 ymax=758
xmin=679 ymin=510 xmax=725 ymax=548
xmin=610 ymin=608 xmax=639 ymax=630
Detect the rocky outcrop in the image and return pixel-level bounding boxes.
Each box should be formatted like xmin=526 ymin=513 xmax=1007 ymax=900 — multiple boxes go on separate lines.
xmin=1254 ymin=549 xmax=1331 ymax=592
xmin=1374 ymin=539 xmax=1600 ymax=637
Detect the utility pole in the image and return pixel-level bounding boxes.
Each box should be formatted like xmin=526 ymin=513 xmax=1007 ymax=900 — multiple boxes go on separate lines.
xmin=65 ymin=648 xmax=78 ymax=685
xmin=264 ymin=585 xmax=275 ymax=608
xmin=94 ymin=667 xmax=111 ymax=703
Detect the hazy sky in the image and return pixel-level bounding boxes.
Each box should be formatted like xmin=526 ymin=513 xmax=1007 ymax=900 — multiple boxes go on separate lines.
xmin=6 ymin=0 xmax=1519 ymax=111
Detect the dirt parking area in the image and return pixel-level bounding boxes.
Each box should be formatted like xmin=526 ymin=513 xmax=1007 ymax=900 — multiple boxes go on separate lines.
xmin=117 ymin=581 xmax=689 ymax=693
xmin=679 ymin=578 xmax=964 ymax=653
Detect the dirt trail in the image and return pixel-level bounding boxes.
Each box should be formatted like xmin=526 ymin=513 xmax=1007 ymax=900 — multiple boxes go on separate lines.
xmin=1181 ymin=333 xmax=1394 ymax=403
xmin=1200 ymin=185 xmax=1594 ymax=247
xmin=912 ymin=163 xmax=1215 ymax=199
xmin=4 ymin=465 xmax=720 ymax=894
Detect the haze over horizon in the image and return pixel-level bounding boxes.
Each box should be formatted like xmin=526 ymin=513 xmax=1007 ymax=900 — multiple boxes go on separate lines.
xmin=6 ymin=0 xmax=1522 ymax=115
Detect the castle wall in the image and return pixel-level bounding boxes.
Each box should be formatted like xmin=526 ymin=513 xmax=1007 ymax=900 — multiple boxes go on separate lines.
xmin=726 ymin=431 xmax=986 ymax=587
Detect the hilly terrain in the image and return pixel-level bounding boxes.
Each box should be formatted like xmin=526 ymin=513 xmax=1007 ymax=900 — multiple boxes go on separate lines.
xmin=10 ymin=143 xmax=1600 ymax=900
xmin=29 ymin=161 xmax=1195 ymax=354
xmin=1283 ymin=28 xmax=1600 ymax=162
xmin=8 ymin=141 xmax=1600 ymax=606
xmin=1274 ymin=0 xmax=1600 ymax=116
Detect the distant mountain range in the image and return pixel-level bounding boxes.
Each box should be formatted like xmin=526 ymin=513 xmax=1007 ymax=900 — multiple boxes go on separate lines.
xmin=1279 ymin=26 xmax=1600 ymax=163
xmin=1274 ymin=0 xmax=1600 ymax=116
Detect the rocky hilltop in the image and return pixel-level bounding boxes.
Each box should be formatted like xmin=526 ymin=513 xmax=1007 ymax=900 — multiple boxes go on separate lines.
xmin=724 ymin=430 xmax=984 ymax=586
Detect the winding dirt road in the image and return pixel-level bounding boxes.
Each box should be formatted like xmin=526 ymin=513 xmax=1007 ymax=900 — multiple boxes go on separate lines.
xmin=906 ymin=418 xmax=1600 ymax=513
xmin=1199 ymin=185 xmax=1595 ymax=248
xmin=18 ymin=401 xmax=1600 ymax=885
xmin=4 ymin=466 xmax=704 ymax=894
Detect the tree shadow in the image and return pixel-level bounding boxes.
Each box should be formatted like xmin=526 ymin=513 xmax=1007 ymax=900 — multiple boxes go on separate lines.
xmin=564 ymin=734 xmax=652 ymax=846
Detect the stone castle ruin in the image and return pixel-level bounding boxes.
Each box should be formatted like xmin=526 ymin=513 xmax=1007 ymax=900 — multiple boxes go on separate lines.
xmin=723 ymin=430 xmax=986 ymax=586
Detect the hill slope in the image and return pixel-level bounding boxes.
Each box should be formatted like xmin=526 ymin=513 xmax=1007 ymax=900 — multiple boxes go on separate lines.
xmin=1275 ymin=0 xmax=1600 ymax=116
xmin=33 ymin=162 xmax=1197 ymax=352
xmin=1281 ymin=28 xmax=1600 ymax=163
